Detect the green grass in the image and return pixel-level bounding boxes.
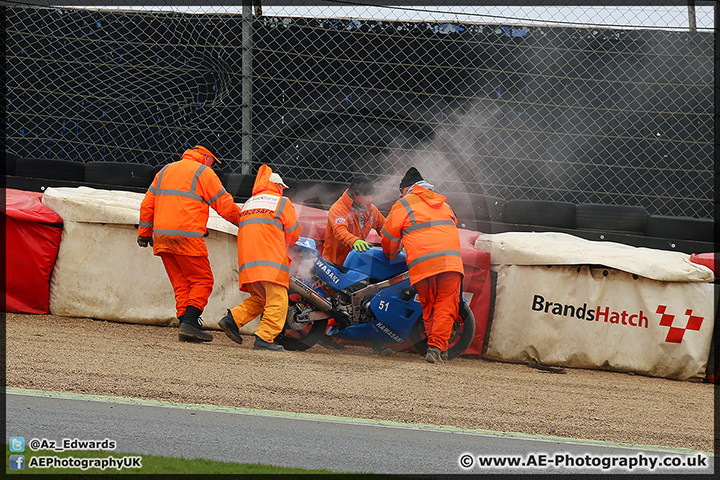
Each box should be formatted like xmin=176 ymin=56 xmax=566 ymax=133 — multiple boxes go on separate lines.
xmin=5 ymin=444 xmax=381 ymax=475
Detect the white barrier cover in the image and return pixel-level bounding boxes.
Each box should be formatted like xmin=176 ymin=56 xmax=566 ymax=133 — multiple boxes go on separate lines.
xmin=42 ymin=186 xmax=238 ymax=236
xmin=484 ymin=265 xmax=715 ymax=381
xmin=475 ymin=232 xmax=714 ymax=283
xmin=42 ymin=187 xmax=258 ymax=332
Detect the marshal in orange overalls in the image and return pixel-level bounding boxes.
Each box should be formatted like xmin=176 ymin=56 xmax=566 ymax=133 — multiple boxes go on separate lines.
xmin=381 ymin=174 xmax=464 ymax=355
xmin=138 ymin=145 xmax=239 ymax=341
xmin=322 ymin=189 xmax=385 ymax=265
xmin=226 ymin=165 xmax=301 ymax=344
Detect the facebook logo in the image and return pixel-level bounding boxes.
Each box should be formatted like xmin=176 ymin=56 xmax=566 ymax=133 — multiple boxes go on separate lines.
xmin=9 ymin=455 xmax=25 ymax=470
xmin=10 ymin=436 xmax=25 ymax=452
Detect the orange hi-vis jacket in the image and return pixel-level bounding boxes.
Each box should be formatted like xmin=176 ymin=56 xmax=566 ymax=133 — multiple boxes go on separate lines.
xmin=381 ymin=185 xmax=464 ymax=285
xmin=322 ymin=189 xmax=386 ymax=265
xmin=139 ymin=149 xmax=239 ymax=257
xmin=237 ymin=165 xmax=301 ymax=290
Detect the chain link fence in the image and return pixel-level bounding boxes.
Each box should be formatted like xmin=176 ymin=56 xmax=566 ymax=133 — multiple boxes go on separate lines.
xmin=5 ymin=3 xmax=714 ymax=218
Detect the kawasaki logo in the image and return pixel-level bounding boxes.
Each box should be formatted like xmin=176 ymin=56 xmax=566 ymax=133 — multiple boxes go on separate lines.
xmin=374 ymin=321 xmax=403 ymax=343
xmin=315 ymin=259 xmax=340 ymax=284
xmin=531 ymin=295 xmax=705 ymax=343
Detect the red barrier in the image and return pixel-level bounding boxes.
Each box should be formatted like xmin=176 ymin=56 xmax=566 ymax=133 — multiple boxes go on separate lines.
xmin=458 ymin=229 xmax=492 ymax=355
xmin=690 ymin=252 xmax=718 ymax=383
xmin=4 ymin=189 xmax=63 ymax=313
xmin=294 ymin=204 xmax=332 ymax=256
xmin=690 ymin=252 xmax=715 ymax=273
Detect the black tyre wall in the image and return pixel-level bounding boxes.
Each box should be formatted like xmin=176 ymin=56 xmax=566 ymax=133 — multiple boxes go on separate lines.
xmin=646 ymin=215 xmax=714 ymax=242
xmin=15 ymin=158 xmax=85 ymax=182
xmin=505 ymin=200 xmax=576 ymax=228
xmin=239 ymin=174 xmax=257 ymax=198
xmin=5 ymin=151 xmax=20 ymax=175
xmin=444 ymin=193 xmax=506 ymax=231
xmin=575 ymin=204 xmax=648 ymax=234
xmin=225 ymin=173 xmax=245 ymax=197
xmin=84 ymin=162 xmax=156 ymax=187
xmin=214 ymin=169 xmax=229 ymax=191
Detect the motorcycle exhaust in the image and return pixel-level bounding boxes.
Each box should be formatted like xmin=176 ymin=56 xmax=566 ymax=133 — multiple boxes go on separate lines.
xmin=289 ymin=276 xmax=333 ymax=312
xmin=289 ymin=276 xmax=351 ymax=330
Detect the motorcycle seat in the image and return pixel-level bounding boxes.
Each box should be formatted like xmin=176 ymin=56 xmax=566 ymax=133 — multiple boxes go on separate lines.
xmin=326 ymin=260 xmax=350 ymax=274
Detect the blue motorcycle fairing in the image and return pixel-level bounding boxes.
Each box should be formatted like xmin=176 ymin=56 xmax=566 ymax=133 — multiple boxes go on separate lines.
xmin=328 ymin=281 xmax=423 ymax=344
xmin=343 ymin=247 xmax=407 ymax=280
xmin=313 ymin=256 xmax=368 ymax=290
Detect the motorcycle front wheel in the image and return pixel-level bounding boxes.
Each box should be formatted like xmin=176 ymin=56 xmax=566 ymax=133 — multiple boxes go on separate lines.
xmin=408 ymin=302 xmax=476 ymax=360
xmin=275 ymin=303 xmax=329 ymax=351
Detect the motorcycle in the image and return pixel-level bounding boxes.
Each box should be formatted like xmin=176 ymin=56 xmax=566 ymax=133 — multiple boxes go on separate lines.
xmin=276 ymin=237 xmax=476 ymax=359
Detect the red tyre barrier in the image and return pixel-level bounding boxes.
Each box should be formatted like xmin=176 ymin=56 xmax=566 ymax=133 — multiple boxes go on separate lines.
xmin=690 ymin=252 xmax=718 ymax=384
xmin=4 ymin=189 xmax=63 ymax=313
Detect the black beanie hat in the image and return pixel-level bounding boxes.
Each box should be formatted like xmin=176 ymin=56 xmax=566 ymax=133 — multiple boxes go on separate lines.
xmin=399 ymin=167 xmax=424 ymax=189
xmin=348 ymin=176 xmax=374 ymax=196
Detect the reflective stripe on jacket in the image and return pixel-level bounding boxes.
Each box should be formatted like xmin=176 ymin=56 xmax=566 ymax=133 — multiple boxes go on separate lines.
xmin=381 ymin=185 xmax=464 ymax=285
xmin=237 ymin=164 xmax=301 ymax=289
xmin=139 ymin=149 xmax=239 ymax=256
xmin=322 ymin=189 xmax=385 ymax=265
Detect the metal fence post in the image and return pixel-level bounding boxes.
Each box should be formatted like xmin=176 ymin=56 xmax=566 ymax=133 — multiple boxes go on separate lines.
xmin=688 ymin=1 xmax=697 ymax=31
xmin=241 ymin=1 xmax=253 ymax=175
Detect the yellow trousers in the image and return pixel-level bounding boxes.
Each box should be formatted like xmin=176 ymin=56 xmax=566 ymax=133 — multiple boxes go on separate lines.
xmin=230 ymin=281 xmax=288 ymax=343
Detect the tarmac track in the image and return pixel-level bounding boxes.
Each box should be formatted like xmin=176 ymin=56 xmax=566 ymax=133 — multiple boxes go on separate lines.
xmin=6 ymin=389 xmax=713 ymax=475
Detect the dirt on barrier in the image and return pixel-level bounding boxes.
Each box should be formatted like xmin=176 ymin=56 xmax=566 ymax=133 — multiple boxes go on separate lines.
xmin=4 ymin=313 xmax=715 ymax=454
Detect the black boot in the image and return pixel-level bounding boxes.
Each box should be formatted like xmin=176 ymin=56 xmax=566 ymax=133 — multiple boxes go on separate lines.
xmin=178 ymin=305 xmax=213 ymax=342
xmin=218 ymin=309 xmax=243 ymax=345
xmin=253 ymin=335 xmax=285 ymax=351
xmin=318 ymin=335 xmax=345 ymax=350
xmin=371 ymin=343 xmax=394 ymax=356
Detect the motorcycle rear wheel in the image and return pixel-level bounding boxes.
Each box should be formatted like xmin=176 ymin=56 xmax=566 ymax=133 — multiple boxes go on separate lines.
xmin=275 ymin=303 xmax=329 ymax=351
xmin=408 ymin=302 xmax=476 ymax=360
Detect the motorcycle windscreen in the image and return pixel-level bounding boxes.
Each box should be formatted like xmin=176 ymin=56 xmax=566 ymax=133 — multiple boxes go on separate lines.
xmin=344 ymin=248 xmax=408 ymax=280
xmin=294 ymin=237 xmax=317 ymax=249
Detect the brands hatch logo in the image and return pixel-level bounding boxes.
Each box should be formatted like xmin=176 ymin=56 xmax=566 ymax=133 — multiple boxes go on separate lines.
xmin=531 ymin=295 xmax=704 ymax=344
xmin=656 ymin=305 xmax=704 ymax=343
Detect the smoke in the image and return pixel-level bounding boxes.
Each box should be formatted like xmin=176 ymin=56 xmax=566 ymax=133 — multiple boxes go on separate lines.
xmin=290 ymin=181 xmax=346 ymax=210
xmin=283 ymin=97 xmax=545 ymax=230
xmin=374 ymin=100 xmax=507 ymax=197
xmin=369 ymin=99 xmax=512 ymax=229
xmin=288 ymin=244 xmax=319 ymax=281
